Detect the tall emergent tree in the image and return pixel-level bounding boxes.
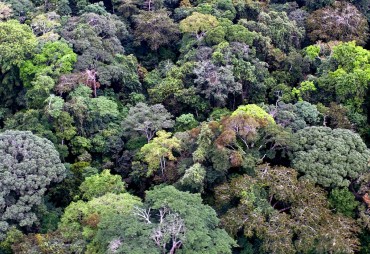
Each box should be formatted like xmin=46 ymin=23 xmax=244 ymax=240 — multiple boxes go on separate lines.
xmin=291 ymin=126 xmax=370 ymax=188
xmin=0 ymin=131 xmax=66 ymax=239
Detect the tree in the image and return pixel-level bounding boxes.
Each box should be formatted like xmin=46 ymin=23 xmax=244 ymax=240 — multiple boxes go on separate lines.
xmin=291 ymin=80 xmax=316 ymax=101
xmin=122 ymin=102 xmax=174 ymax=142
xmin=186 ymin=41 xmax=271 ymax=105
xmin=0 ymin=131 xmax=66 ymax=239
xmin=268 ymin=101 xmax=320 ymax=131
xmin=215 ymin=165 xmax=360 ymax=253
xmin=2 ymin=0 xmax=34 ymax=21
xmin=195 ymin=0 xmax=237 ymax=20
xmin=0 ymin=2 xmax=12 ymax=21
xmin=94 ymin=186 xmax=235 ymax=254
xmin=133 ymin=10 xmax=180 ymax=50
xmin=193 ymin=61 xmax=242 ymax=107
xmin=3 ymin=110 xmax=56 ymax=143
xmin=307 ymin=1 xmax=369 ymax=45
xmin=0 ymin=20 xmax=37 ymax=73
xmin=232 ymin=104 xmax=275 ymax=124
xmin=217 ymin=112 xmax=267 ymax=153
xmin=19 ymin=40 xmax=77 ymax=99
xmin=52 ymin=111 xmax=77 ymax=144
xmin=60 ymin=12 xmax=131 ymax=88
xmin=55 ymin=0 xmax=72 ymax=15
xmin=96 ymin=213 xmax=160 ymax=254
xmin=25 ymin=75 xmax=55 ymax=108
xmin=139 ymin=130 xmax=181 ymax=176
xmin=179 ymin=12 xmax=218 ymax=39
xmin=320 ymin=102 xmax=352 ymax=129
xmin=148 ymin=76 xmax=184 ymax=104
xmin=329 ymin=188 xmax=359 ymax=217
xmin=291 ymin=126 xmax=370 ymax=188
xmin=30 ymin=12 xmax=61 ymax=37
xmin=177 ymin=163 xmax=206 ymax=193
xmin=16 ymin=39 xmax=76 ymax=108
xmin=240 ymin=11 xmax=304 ymax=53
xmin=58 ymin=192 xmax=142 ymax=252
xmin=79 ymin=170 xmax=126 ymax=201
xmin=10 ymin=231 xmax=79 ymax=254
xmin=174 ymin=113 xmax=198 ymax=132
xmin=322 ymin=41 xmax=370 ymax=111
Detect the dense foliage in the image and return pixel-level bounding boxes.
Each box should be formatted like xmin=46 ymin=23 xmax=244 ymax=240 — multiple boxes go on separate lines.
xmin=0 ymin=0 xmax=370 ymax=253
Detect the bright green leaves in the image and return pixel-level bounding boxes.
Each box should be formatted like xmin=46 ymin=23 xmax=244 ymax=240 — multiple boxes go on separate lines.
xmin=79 ymin=170 xmax=126 ymax=201
xmin=232 ymin=104 xmax=275 ymax=124
xmin=179 ymin=12 xmax=219 ymax=37
xmin=291 ymin=80 xmax=316 ymax=101
xmin=305 ymin=45 xmax=320 ymax=60
xmin=322 ymin=41 xmax=370 ymax=111
xmin=18 ymin=40 xmax=76 ymax=108
xmin=174 ymin=113 xmax=198 ymax=132
xmin=332 ymin=41 xmax=370 ymax=71
xmin=59 ymin=192 xmax=142 ymax=245
xmin=20 ymin=41 xmax=77 ymax=87
xmin=139 ymin=131 xmax=181 ymax=177
xmin=0 ymin=20 xmax=37 ymax=72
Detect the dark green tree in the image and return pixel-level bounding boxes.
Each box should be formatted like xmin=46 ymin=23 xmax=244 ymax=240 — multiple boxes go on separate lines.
xmin=0 ymin=131 xmax=66 ymax=239
xmin=291 ymin=126 xmax=370 ymax=188
xmin=329 ymin=188 xmax=359 ymax=217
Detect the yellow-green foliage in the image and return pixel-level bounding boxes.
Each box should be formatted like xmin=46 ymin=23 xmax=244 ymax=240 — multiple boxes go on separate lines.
xmin=140 ymin=131 xmax=181 ymax=176
xmin=232 ymin=104 xmax=275 ymax=124
xmin=0 ymin=20 xmax=37 ymax=72
xmin=305 ymin=45 xmax=321 ymax=60
xmin=292 ymin=80 xmax=316 ymax=101
xmin=179 ymin=12 xmax=219 ymax=34
xmin=59 ymin=193 xmax=142 ymax=240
